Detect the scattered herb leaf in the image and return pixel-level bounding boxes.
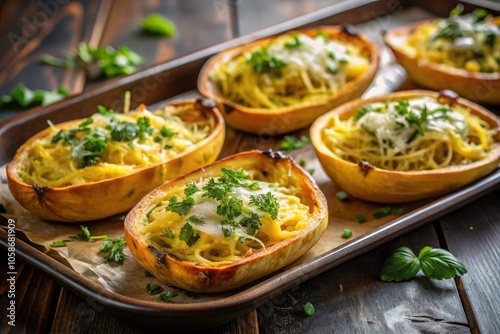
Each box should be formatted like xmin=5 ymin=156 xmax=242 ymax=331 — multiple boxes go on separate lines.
xmin=157 ymin=290 xmax=178 ymax=303
xmin=99 ymin=237 xmax=127 ymax=263
xmin=279 ymin=135 xmax=310 ymax=150
xmin=179 ymin=223 xmax=200 ymax=246
xmin=354 ymin=214 xmax=366 ymax=223
xmin=0 ymin=83 xmax=69 ymax=110
xmin=372 ymin=207 xmax=392 ymax=219
xmin=336 ymin=191 xmax=349 ymax=201
xmin=141 ymin=13 xmax=177 ymax=37
xmin=304 ymin=302 xmax=315 ymax=316
xmin=50 ymin=240 xmax=69 ymax=247
xmin=342 ymin=228 xmax=353 ymax=238
xmin=146 ymin=283 xmax=164 ymax=295
xmin=247 ymin=48 xmax=287 ymax=78
xmin=380 ymin=246 xmax=467 ymax=282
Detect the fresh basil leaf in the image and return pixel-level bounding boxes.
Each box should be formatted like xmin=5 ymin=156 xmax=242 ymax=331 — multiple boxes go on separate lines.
xmin=418 ymin=246 xmax=468 ymax=280
xmin=380 ymin=247 xmax=421 ymax=282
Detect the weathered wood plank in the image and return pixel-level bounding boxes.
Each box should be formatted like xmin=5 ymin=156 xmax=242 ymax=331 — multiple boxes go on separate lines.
xmin=0 ymin=0 xmax=112 ymax=120
xmin=438 ymin=190 xmax=500 ymax=334
xmin=257 ymin=224 xmax=471 ymax=333
xmin=0 ymin=258 xmax=59 ymax=333
xmin=50 ymin=288 xmax=260 ymax=333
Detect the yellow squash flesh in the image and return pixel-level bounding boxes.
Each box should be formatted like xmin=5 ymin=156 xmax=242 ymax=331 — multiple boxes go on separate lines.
xmin=6 ymin=99 xmax=225 ymax=222
xmin=124 ymin=150 xmax=328 ymax=293
xmin=385 ymin=21 xmax=500 ymax=105
xmin=198 ymin=26 xmax=379 ymax=135
xmin=310 ymin=90 xmax=500 ymax=203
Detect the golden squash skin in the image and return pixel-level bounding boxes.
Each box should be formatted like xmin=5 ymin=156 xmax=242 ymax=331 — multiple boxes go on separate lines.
xmin=310 ymin=90 xmax=500 ymax=203
xmin=124 ymin=150 xmax=328 ymax=293
xmin=198 ymin=26 xmax=379 ymax=135
xmin=385 ymin=18 xmax=500 ymax=104
xmin=6 ymin=99 xmax=225 ymax=222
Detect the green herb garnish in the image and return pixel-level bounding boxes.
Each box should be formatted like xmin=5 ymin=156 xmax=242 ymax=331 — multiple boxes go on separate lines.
xmin=304 ymin=302 xmax=315 ymax=316
xmin=157 ymin=290 xmax=178 ymax=303
xmin=166 ymin=196 xmax=195 ymax=216
xmin=249 ymin=192 xmax=279 ymax=220
xmin=247 ymin=48 xmax=287 ymax=78
xmin=50 ymin=240 xmax=70 ymax=247
xmin=0 ymin=83 xmax=69 ymax=110
xmin=380 ymin=246 xmax=467 ymax=282
xmin=372 ymin=207 xmax=392 ymax=219
xmin=279 ymin=135 xmax=310 ymax=150
xmin=354 ymin=214 xmax=366 ymax=223
xmin=285 ymin=36 xmax=302 ymax=48
xmin=41 ymin=43 xmax=143 ymax=79
xmin=141 ymin=13 xmax=177 ymax=36
xmin=342 ymin=228 xmax=353 ymax=238
xmin=161 ymin=228 xmax=175 ymax=239
xmin=336 ymin=191 xmax=349 ymax=201
xmin=146 ymin=283 xmax=164 ymax=295
xmin=179 ymin=223 xmax=200 ymax=246
xmin=99 ymin=237 xmax=127 ymax=263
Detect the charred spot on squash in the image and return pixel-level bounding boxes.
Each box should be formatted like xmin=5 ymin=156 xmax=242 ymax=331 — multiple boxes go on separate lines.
xmin=126 ymin=189 xmax=135 ymax=198
xmin=32 ymin=184 xmax=50 ymax=198
xmin=148 ymin=245 xmax=166 ymax=265
xmin=223 ymin=104 xmax=235 ymax=115
xmin=358 ymin=160 xmax=374 ymax=176
xmin=263 ymin=149 xmax=287 ymax=160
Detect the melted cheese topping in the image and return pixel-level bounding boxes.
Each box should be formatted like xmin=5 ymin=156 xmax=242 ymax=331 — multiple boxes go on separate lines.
xmin=141 ymin=171 xmax=311 ymax=267
xmin=404 ymin=12 xmax=500 ymax=73
xmin=322 ymin=96 xmax=496 ymax=171
xmin=18 ymin=104 xmax=214 ymax=187
xmin=209 ymin=32 xmax=370 ymax=108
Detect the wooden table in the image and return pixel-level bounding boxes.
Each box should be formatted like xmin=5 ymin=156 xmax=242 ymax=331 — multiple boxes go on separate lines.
xmin=1 ymin=0 xmax=500 ymax=333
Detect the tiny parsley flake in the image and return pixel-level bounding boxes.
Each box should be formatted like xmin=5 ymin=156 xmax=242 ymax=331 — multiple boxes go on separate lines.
xmin=336 ymin=191 xmax=349 ymax=201
xmin=50 ymin=240 xmax=70 ymax=247
xmin=161 ymin=228 xmax=175 ymax=239
xmin=342 ymin=228 xmax=353 ymax=238
xmin=304 ymin=302 xmax=315 ymax=316
xmin=279 ymin=135 xmax=310 ymax=151
xmin=166 ymin=196 xmax=195 ymax=216
xmin=179 ymin=223 xmax=200 ymax=246
xmin=0 ymin=82 xmax=70 ymax=110
xmin=146 ymin=283 xmax=164 ymax=295
xmin=380 ymin=246 xmax=468 ymax=282
xmin=372 ymin=207 xmax=392 ymax=219
xmin=157 ymin=290 xmax=178 ymax=303
xmin=354 ymin=214 xmax=366 ymax=223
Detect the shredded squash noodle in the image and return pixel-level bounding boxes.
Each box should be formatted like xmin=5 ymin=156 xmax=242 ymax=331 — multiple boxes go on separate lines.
xmin=141 ymin=168 xmax=311 ymax=267
xmin=209 ymin=32 xmax=370 ymax=109
xmin=322 ymin=96 xmax=496 ymax=171
xmin=406 ymin=8 xmax=500 ymax=73
xmin=18 ymin=104 xmax=213 ymax=187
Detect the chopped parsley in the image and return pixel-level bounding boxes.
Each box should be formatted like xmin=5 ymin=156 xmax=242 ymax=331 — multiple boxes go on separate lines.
xmin=342 ymin=228 xmax=353 ymax=238
xmin=164 ymin=168 xmax=280 ymax=246
xmin=157 ymin=290 xmax=178 ymax=303
xmin=247 ymin=48 xmax=288 ymax=78
xmin=161 ymin=228 xmax=175 ymax=239
xmin=279 ymin=135 xmax=310 ymax=150
xmin=99 ymin=237 xmax=127 ymax=263
xmin=285 ymin=36 xmax=302 ymax=48
xmin=372 ymin=207 xmax=392 ymax=219
xmin=0 ymin=83 xmax=70 ymax=110
xmin=335 ymin=191 xmax=349 ymax=201
xmin=304 ymin=302 xmax=315 ymax=316
xmin=354 ymin=214 xmax=366 ymax=223
xmin=146 ymin=283 xmax=164 ymax=295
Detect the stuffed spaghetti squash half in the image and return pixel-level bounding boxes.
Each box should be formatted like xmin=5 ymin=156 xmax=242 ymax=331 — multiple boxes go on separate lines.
xmin=198 ymin=26 xmax=379 ymax=135
xmin=311 ymin=90 xmax=500 ymax=203
xmin=124 ymin=150 xmax=328 ymax=293
xmin=7 ymin=99 xmax=225 ymax=222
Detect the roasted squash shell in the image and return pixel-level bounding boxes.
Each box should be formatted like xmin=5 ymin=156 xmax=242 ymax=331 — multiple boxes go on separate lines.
xmin=310 ymin=90 xmax=500 ymax=203
xmin=6 ymin=99 xmax=225 ymax=222
xmin=124 ymin=150 xmax=328 ymax=293
xmin=198 ymin=26 xmax=379 ymax=135
xmin=385 ymin=20 xmax=500 ymax=105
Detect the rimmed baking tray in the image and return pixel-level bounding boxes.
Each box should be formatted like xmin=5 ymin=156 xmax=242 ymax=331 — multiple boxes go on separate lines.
xmin=1 ymin=0 xmax=499 ymax=330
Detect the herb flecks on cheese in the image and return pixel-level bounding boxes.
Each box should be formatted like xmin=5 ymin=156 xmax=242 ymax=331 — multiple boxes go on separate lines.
xmin=142 ymin=168 xmax=312 ymax=266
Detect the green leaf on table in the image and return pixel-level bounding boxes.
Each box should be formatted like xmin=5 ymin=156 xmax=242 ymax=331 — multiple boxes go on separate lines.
xmin=278 ymin=135 xmax=310 ymax=151
xmin=380 ymin=246 xmax=467 ymax=282
xmin=141 ymin=13 xmax=177 ymax=37
xmin=40 ymin=43 xmax=143 ymax=79
xmin=418 ymin=246 xmax=468 ymax=280
xmin=0 ymin=83 xmax=70 ymax=110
